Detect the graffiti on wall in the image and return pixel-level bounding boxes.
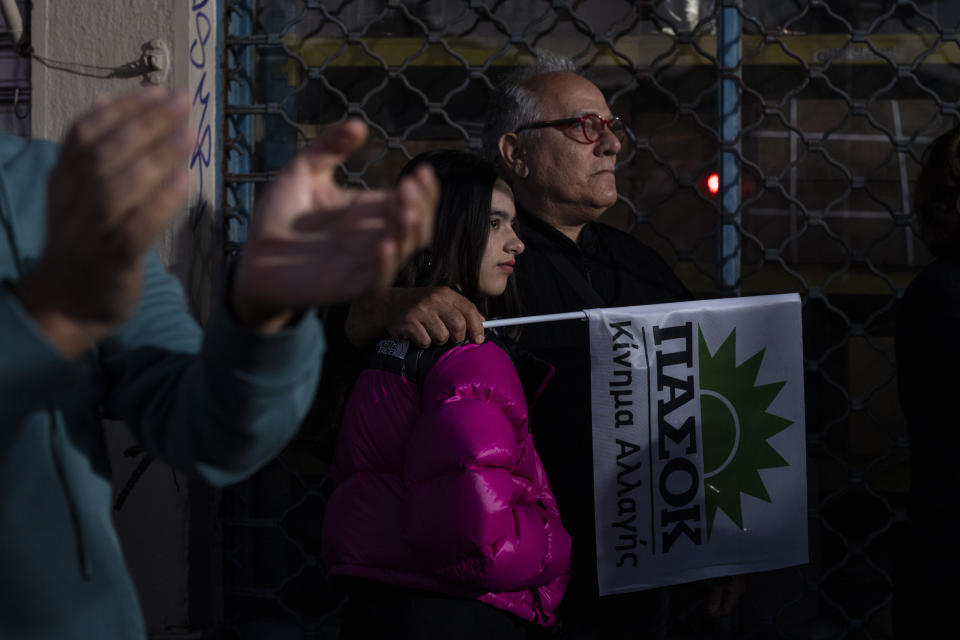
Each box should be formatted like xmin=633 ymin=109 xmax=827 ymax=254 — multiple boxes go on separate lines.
xmin=186 ymin=0 xmax=218 ymax=321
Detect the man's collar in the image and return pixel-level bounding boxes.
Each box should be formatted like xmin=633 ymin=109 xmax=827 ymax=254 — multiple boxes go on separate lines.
xmin=517 ymin=205 xmax=597 ymax=253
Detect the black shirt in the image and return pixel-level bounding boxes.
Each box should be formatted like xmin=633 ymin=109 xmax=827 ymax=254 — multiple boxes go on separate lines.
xmin=514 ymin=208 xmax=691 ymax=621
xmin=894 ymin=257 xmax=960 ymax=632
xmin=897 ymin=256 xmax=960 ymax=515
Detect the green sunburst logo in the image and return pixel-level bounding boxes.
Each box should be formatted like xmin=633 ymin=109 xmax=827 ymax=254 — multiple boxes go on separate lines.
xmin=699 ymin=327 xmax=793 ymax=537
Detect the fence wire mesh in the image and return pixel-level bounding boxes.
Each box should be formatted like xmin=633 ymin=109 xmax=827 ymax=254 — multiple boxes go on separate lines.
xmin=220 ymin=1 xmax=960 ymax=638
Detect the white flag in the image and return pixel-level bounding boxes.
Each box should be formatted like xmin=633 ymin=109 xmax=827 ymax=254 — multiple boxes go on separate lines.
xmin=587 ymin=294 xmax=807 ymax=595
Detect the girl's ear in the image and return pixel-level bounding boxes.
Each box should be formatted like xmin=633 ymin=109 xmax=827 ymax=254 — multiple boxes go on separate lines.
xmin=499 ymin=133 xmax=529 ymax=179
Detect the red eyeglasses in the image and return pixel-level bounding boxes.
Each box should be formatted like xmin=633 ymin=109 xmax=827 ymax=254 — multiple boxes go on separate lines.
xmin=514 ymin=113 xmax=626 ymax=144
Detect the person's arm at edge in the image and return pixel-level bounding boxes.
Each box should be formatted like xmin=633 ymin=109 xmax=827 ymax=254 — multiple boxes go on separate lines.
xmin=103 ymin=119 xmax=438 ymax=485
xmin=0 ymin=137 xmax=90 ymax=420
xmin=98 ymin=250 xmax=322 ymax=486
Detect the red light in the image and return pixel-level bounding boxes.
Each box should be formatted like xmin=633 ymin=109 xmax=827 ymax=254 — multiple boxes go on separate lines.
xmin=707 ymin=172 xmax=719 ymax=195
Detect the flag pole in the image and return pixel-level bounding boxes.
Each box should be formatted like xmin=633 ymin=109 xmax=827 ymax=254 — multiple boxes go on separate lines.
xmin=482 ymin=310 xmax=588 ymax=329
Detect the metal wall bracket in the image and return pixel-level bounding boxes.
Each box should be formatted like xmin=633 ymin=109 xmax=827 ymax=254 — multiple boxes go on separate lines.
xmin=141 ymin=39 xmax=170 ymax=85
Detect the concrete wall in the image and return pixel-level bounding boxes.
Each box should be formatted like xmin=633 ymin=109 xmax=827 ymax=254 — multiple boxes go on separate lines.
xmin=31 ymin=1 xmax=220 ymax=308
xmin=31 ymin=1 xmax=181 ymax=143
xmin=30 ymin=2 xmax=221 ymax=635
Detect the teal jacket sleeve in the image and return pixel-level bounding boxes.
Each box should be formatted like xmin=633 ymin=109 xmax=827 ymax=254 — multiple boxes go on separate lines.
xmin=0 ymin=136 xmax=91 ymax=423
xmin=99 ymin=253 xmax=323 ymax=485
xmin=0 ymin=287 xmax=89 ymax=419
xmin=0 ymin=132 xmax=321 ymax=486
xmin=98 ymin=251 xmax=324 ymax=486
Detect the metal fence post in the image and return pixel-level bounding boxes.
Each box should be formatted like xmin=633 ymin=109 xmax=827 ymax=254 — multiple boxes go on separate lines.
xmin=718 ymin=1 xmax=741 ymax=295
xmin=225 ymin=0 xmax=254 ymax=248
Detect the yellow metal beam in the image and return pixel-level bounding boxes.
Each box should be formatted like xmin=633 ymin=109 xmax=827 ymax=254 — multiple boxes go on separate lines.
xmin=276 ymin=33 xmax=960 ymax=85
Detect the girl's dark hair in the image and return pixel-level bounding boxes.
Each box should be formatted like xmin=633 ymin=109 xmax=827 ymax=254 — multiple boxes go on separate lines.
xmin=395 ymin=149 xmax=521 ymax=326
xmin=915 ymin=126 xmax=960 ymax=257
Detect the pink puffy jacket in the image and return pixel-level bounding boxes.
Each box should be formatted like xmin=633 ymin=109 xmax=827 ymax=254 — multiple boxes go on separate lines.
xmin=322 ymin=339 xmax=571 ymax=626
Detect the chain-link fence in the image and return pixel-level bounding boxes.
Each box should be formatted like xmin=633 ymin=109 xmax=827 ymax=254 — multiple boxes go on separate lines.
xmin=220 ymin=1 xmax=960 ymax=637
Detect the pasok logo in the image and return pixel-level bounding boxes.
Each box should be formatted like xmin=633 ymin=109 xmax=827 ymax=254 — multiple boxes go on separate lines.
xmin=587 ymin=295 xmax=807 ymax=595
xmin=698 ymin=327 xmax=792 ymax=538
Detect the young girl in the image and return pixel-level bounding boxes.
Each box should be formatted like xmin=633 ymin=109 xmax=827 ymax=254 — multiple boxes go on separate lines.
xmin=322 ymin=150 xmax=570 ymax=639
